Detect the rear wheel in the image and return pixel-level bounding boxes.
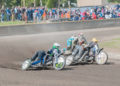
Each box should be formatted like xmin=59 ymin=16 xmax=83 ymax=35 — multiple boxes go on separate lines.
xmin=21 ymin=59 xmax=32 ymax=71
xmin=95 ymin=51 xmax=108 ymax=65
xmin=53 ymin=56 xmax=65 ymax=71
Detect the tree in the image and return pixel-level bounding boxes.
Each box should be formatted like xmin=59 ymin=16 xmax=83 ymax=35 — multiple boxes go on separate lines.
xmin=47 ymin=0 xmax=57 ymax=8
xmin=108 ymin=0 xmax=120 ymax=3
xmin=0 ymin=0 xmax=4 ymax=8
xmin=22 ymin=0 xmax=34 ymax=7
xmin=35 ymin=0 xmax=48 ymax=7
xmin=40 ymin=0 xmax=42 ymax=6
xmin=21 ymin=0 xmax=25 ymax=6
xmin=0 ymin=0 xmax=77 ymax=8
xmin=60 ymin=0 xmax=68 ymax=7
xmin=34 ymin=0 xmax=36 ymax=7
xmin=0 ymin=0 xmax=17 ymax=8
xmin=60 ymin=0 xmax=77 ymax=7
xmin=71 ymin=0 xmax=77 ymax=3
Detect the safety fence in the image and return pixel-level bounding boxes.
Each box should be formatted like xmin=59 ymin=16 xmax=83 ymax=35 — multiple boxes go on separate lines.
xmin=0 ymin=18 xmax=120 ymax=36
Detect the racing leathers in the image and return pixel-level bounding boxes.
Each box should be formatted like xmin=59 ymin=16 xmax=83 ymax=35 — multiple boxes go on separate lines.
xmin=72 ymin=44 xmax=85 ymax=62
xmin=47 ymin=48 xmax=61 ymax=64
xmin=31 ymin=50 xmax=46 ymax=62
xmin=72 ymin=41 xmax=99 ymax=62
xmin=72 ymin=35 xmax=88 ymax=62
xmin=88 ymin=41 xmax=99 ymax=56
xmin=79 ymin=34 xmax=88 ymax=45
xmin=31 ymin=48 xmax=61 ymax=66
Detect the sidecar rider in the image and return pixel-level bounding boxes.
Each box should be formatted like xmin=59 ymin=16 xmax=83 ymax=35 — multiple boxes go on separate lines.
xmin=89 ymin=38 xmax=98 ymax=48
xmin=46 ymin=43 xmax=61 ymax=64
xmin=31 ymin=43 xmax=61 ymax=66
xmin=76 ymin=38 xmax=99 ymax=61
xmin=88 ymin=38 xmax=99 ymax=56
xmin=67 ymin=35 xmax=78 ymax=50
xmin=64 ymin=35 xmax=79 ymax=55
xmin=72 ymin=33 xmax=88 ymax=62
xmin=72 ymin=39 xmax=86 ymax=62
xmin=31 ymin=50 xmax=46 ymax=65
xmin=78 ymin=33 xmax=88 ymax=45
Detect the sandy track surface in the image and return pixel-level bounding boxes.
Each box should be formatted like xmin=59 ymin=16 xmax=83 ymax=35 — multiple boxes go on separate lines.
xmin=0 ymin=26 xmax=120 ymax=86
xmin=0 ymin=63 xmax=120 ymax=86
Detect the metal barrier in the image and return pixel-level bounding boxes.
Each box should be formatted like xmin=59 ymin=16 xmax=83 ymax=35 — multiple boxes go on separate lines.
xmin=0 ymin=18 xmax=120 ymax=36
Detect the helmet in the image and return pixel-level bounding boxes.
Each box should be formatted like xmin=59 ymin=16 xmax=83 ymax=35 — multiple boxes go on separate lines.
xmin=71 ymin=36 xmax=78 ymax=45
xmin=79 ymin=33 xmax=85 ymax=44
xmin=78 ymin=33 xmax=84 ymax=37
xmin=53 ymin=43 xmax=60 ymax=49
xmin=92 ymin=38 xmax=98 ymax=43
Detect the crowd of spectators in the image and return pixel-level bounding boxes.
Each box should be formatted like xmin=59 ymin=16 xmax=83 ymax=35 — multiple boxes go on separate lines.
xmin=0 ymin=4 xmax=120 ymax=23
xmin=71 ymin=4 xmax=120 ymax=21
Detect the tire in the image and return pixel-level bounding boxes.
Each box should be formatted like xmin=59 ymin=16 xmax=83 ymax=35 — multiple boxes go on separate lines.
xmin=53 ymin=55 xmax=65 ymax=71
xmin=95 ymin=51 xmax=108 ymax=65
xmin=21 ymin=59 xmax=32 ymax=71
xmin=66 ymin=55 xmax=73 ymax=66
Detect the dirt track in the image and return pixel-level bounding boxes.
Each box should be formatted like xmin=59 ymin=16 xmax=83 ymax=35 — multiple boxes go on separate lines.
xmin=0 ymin=26 xmax=120 ymax=86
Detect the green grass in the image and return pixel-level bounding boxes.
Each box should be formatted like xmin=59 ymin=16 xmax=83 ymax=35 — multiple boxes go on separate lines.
xmin=0 ymin=21 xmax=26 ymax=26
xmin=100 ymin=38 xmax=120 ymax=49
xmin=113 ymin=38 xmax=120 ymax=41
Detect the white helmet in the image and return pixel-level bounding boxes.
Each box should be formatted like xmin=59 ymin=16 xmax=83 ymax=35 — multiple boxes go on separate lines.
xmin=53 ymin=43 xmax=61 ymax=49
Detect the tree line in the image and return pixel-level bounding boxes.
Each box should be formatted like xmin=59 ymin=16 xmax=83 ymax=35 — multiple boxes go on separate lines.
xmin=0 ymin=0 xmax=77 ymax=8
xmin=0 ymin=0 xmax=119 ymax=9
xmin=108 ymin=0 xmax=120 ymax=3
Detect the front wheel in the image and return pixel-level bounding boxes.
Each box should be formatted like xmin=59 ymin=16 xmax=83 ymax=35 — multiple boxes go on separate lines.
xmin=95 ymin=51 xmax=108 ymax=65
xmin=53 ymin=56 xmax=65 ymax=71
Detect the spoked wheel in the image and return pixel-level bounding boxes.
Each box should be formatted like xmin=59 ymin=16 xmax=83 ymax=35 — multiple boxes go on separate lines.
xmin=66 ymin=55 xmax=73 ymax=66
xmin=21 ymin=59 xmax=32 ymax=71
xmin=95 ymin=51 xmax=108 ymax=65
xmin=53 ymin=56 xmax=65 ymax=71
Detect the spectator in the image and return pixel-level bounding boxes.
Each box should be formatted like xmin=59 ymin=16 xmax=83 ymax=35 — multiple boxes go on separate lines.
xmin=11 ymin=7 xmax=15 ymax=21
xmin=14 ymin=7 xmax=18 ymax=20
xmin=6 ymin=8 xmax=11 ymax=21
xmin=92 ymin=12 xmax=97 ymax=20
xmin=1 ymin=9 xmax=4 ymax=22
xmin=0 ymin=4 xmax=120 ymax=22
xmin=22 ymin=7 xmax=26 ymax=21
